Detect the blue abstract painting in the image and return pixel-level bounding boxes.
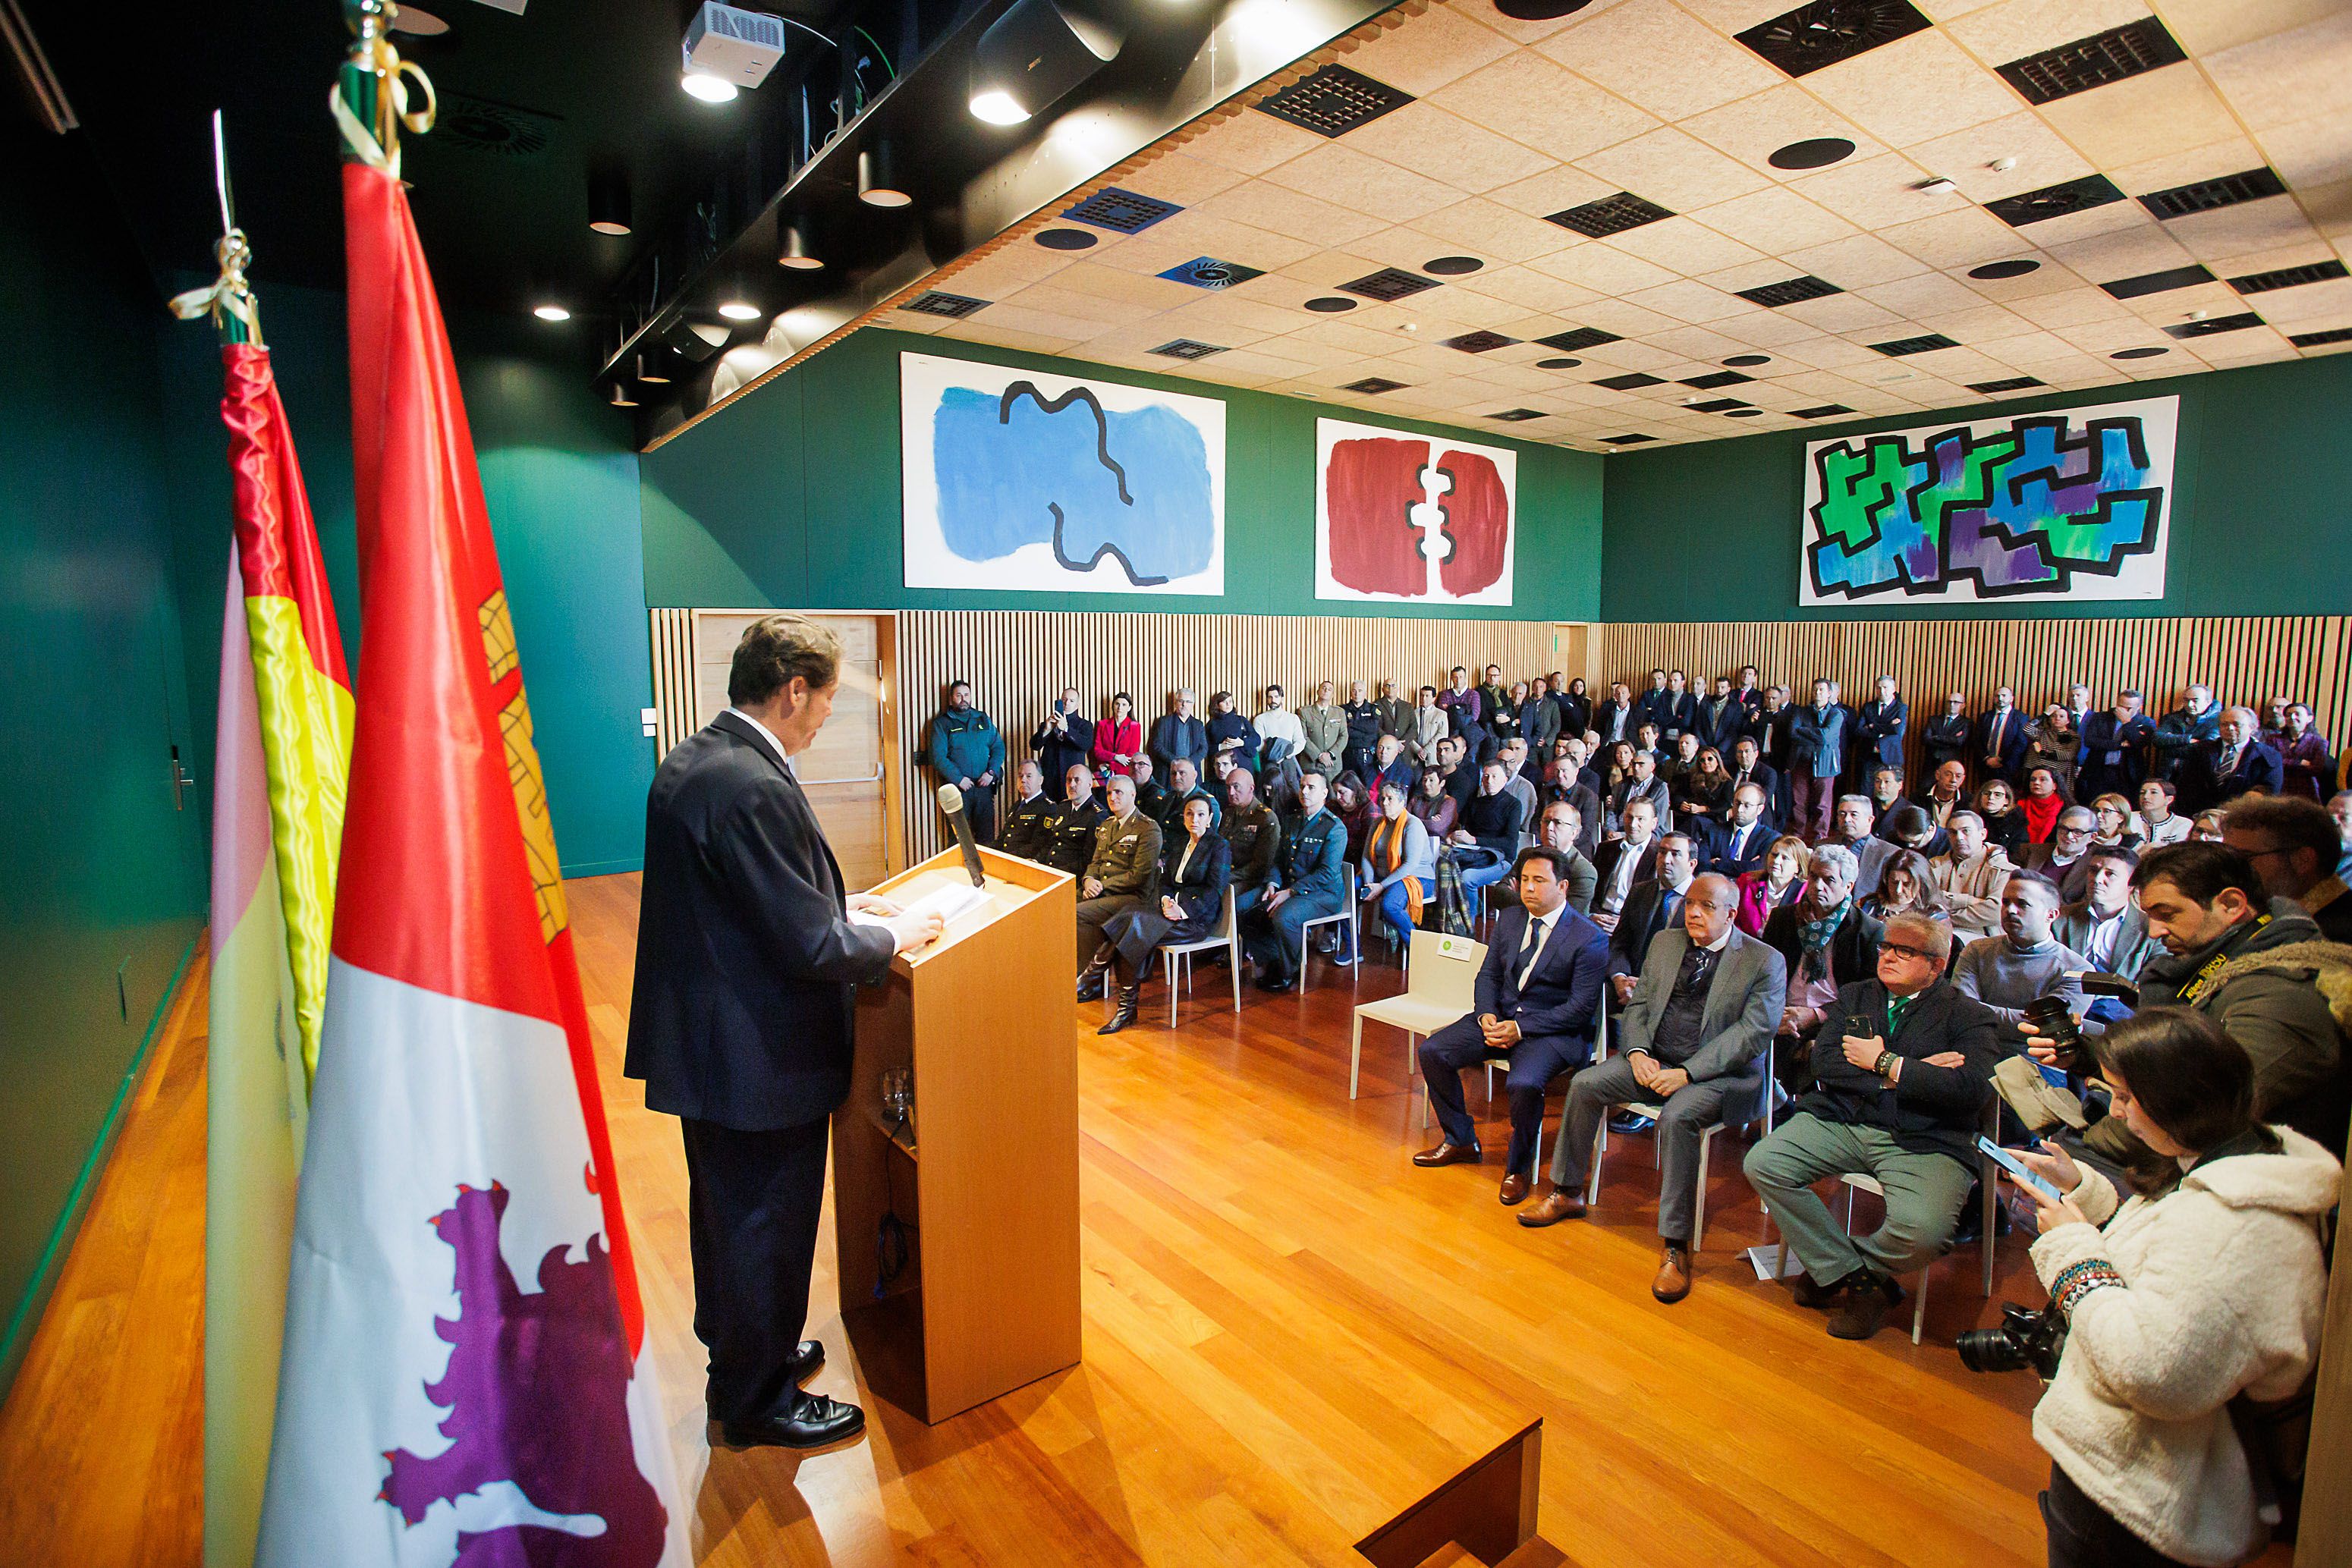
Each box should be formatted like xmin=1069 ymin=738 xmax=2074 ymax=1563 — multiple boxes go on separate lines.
xmin=901 ymin=353 xmax=1225 ymax=594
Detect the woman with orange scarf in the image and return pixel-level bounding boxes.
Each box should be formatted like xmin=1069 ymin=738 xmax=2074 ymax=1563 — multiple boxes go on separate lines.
xmin=1360 ymin=778 xmax=1439 ymax=951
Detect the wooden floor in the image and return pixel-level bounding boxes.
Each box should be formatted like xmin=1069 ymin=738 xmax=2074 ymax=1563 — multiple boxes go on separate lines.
xmin=4 ymin=872 xmax=2083 ymax=1568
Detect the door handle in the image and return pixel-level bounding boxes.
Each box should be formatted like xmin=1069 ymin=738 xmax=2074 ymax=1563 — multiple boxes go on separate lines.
xmin=169 ymin=745 xmax=196 ymax=811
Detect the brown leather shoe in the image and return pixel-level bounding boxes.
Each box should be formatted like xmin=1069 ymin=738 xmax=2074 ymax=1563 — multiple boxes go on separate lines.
xmin=1827 ymin=1271 xmax=1903 ymax=1340
xmin=1412 ymin=1140 xmax=1483 ymax=1167
xmin=1652 ymin=1244 xmax=1692 ymax=1304
xmin=1791 ymin=1271 xmax=1845 ymax=1309
xmin=1517 ymin=1189 xmax=1586 ymax=1227
xmin=1498 ymin=1173 xmax=1531 ymax=1205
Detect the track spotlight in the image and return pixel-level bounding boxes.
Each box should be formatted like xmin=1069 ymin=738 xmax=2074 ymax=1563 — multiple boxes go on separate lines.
xmin=777 ymin=222 xmax=823 ymax=270
xmin=608 ymin=383 xmax=638 ymax=408
xmin=634 ymin=354 xmax=671 ymax=385
xmin=967 ymin=0 xmax=1124 ymax=127
xmin=657 ymin=316 xmax=730 ymax=362
xmin=533 ymin=303 xmax=571 ymax=322
xmin=681 ymin=70 xmax=737 ymax=103
xmin=588 ymin=169 xmax=632 ymax=235
xmin=857 ymin=142 xmax=910 ymax=208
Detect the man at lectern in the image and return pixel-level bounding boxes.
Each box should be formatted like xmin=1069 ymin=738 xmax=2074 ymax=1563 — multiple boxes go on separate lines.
xmin=626 ymin=614 xmax=942 ymax=1452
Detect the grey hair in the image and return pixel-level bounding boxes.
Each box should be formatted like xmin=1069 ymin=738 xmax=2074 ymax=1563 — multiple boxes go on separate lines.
xmin=1885 ymin=910 xmax=1953 ymax=961
xmin=1807 ymin=843 xmax=1859 ymax=881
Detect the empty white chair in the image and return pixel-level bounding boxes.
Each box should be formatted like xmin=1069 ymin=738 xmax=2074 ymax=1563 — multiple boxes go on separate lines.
xmin=1158 ymin=885 xmax=1242 ymax=1026
xmin=1350 ymin=931 xmax=1486 ymax=1100
xmin=1299 ymin=864 xmax=1360 ymax=982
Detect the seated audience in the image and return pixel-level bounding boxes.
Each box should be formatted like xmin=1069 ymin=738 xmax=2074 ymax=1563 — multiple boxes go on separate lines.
xmin=1218 ymin=766 xmax=1282 ymax=917
xmin=1605 ymin=833 xmax=1702 ymax=1004
xmin=1533 ymin=800 xmax=1599 ymax=916
xmin=1413 ymin=847 xmax=1610 ymax=1202
xmin=1743 ymin=913 xmax=1998 ymax=1339
xmin=2055 ymin=847 xmax=2162 ymax=982
xmin=998 ymin=759 xmax=1054 ymax=862
xmin=1449 ymin=759 xmax=1527 ymax=916
xmin=1910 ymin=759 xmax=1970 ymax=834
xmin=1043 ymin=764 xmax=1106 ymax=876
xmin=1635 ymin=721 xmax=1665 ymax=765
xmin=1160 ymin=756 xmax=1220 ymax=831
xmin=2135 ymin=778 xmax=2190 ymax=846
xmin=1951 ymin=875 xmax=2089 ymax=1054
xmin=1073 ymin=775 xmax=1163 ymax=997
xmin=1675 ymin=746 xmax=1734 ymax=822
xmin=1593 ymin=680 xmax=1637 ymax=747
xmin=1240 ymin=770 xmax=1348 ymax=994
xmin=1591 ymin=799 xmax=1662 ymax=936
xmin=1360 ymin=779 xmax=1435 ymax=949
xmin=2020 ymin=805 xmax=2099 ymax=903
xmin=1523 ymin=874 xmax=1789 ymax=1305
xmin=2275 ymin=702 xmax=2334 ymax=801
xmin=1724 ymin=734 xmax=1780 ymax=819
xmin=1609 ymin=747 xmax=1674 ymax=839
xmin=2088 ymin=793 xmax=2142 ymax=850
xmin=1867 ymin=765 xmax=1907 ymax=828
xmin=1093 ymin=795 xmax=1231 ymax=1034
xmin=1498 ymin=737 xmax=1542 ymax=838
xmin=1092 ymin=691 xmax=1142 ymax=778
xmin=2013 ymin=1010 xmax=2338 ymax=1568
xmin=2024 ymin=707 xmax=2080 ymax=801
xmin=1736 ymin=834 xmax=1809 ymax=937
xmin=1410 ymin=764 xmax=1458 ymax=844
xmin=1659 ymin=730 xmax=1703 ymax=790
xmin=2190 ymin=809 xmax=2228 ymax=842
xmin=1129 ymin=753 xmax=1169 ymax=825
xmin=1367 ymin=731 xmax=1415 ymax=800
xmin=1930 ymin=810 xmax=2014 ymax=941
xmin=1328 ymin=771 xmax=1376 ymax=881
xmin=1763 ymin=844 xmax=1885 ymax=1050
xmin=2191 ymin=706 xmax=2283 ymax=808
xmin=2332 ymin=790 xmax=2352 ymax=875
xmin=1860 ymin=847 xmax=1944 ymax=931
xmin=2018 ymin=765 xmax=2069 ymax=844
xmin=1832 ymin=794 xmax=1896 ymax=897
xmin=1707 ymin=783 xmax=1775 ymax=877
xmin=1435 ymin=734 xmax=1478 ymax=815
xmin=1976 ymin=777 xmax=2028 ymax=858
xmin=2222 ymin=793 xmax=2352 ymax=943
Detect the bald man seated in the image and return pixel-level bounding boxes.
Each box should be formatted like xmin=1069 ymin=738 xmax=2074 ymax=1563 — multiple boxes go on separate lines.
xmin=1520 ymin=874 xmax=1788 ymax=1304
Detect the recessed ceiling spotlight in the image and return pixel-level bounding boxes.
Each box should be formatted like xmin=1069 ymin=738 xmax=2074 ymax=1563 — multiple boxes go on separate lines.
xmin=1724 ymin=353 xmax=1772 ymax=366
xmin=718 ymin=300 xmax=762 ymax=321
xmin=857 ymin=143 xmax=911 ymax=207
xmin=1303 ymin=297 xmax=1357 ymax=313
xmin=532 ymin=303 xmax=571 ymax=322
xmin=1768 ymin=137 xmax=1854 ymax=171
xmin=1916 ymin=176 xmax=1957 ymax=194
xmin=2112 ymin=346 xmax=2169 ymax=359
xmin=1725 ymin=408 xmax=1762 ymax=417
xmin=1968 ymin=258 xmax=2042 ymax=280
xmin=1536 ymin=357 xmax=1581 ymax=369
xmin=682 ymin=70 xmax=738 ymax=103
xmin=1422 ymin=256 xmax=1483 ymax=275
xmin=1491 ymin=0 xmax=1593 ymax=17
xmin=390 ymin=4 xmax=448 ymax=36
xmin=1036 ymin=228 xmax=1098 ymax=251
xmin=1989 ymin=156 xmax=2017 ymax=173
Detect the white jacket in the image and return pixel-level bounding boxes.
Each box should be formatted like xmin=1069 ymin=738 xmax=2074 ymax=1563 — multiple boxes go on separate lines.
xmin=1931 ymin=847 xmax=2012 ymax=936
xmin=2030 ymin=1127 xmax=2338 ymax=1566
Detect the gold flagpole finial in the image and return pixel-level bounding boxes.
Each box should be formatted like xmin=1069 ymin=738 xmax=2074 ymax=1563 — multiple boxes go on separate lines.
xmin=334 ymin=0 xmax=435 ymax=176
xmin=167 ymin=110 xmax=264 ymax=345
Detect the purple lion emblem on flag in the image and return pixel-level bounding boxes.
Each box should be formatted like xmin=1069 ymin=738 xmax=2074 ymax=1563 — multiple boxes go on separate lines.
xmin=379 ymin=1183 xmax=669 ymax=1566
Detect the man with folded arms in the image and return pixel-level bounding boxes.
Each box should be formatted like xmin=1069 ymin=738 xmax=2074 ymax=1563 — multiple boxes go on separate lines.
xmin=1930 ymin=810 xmax=2011 ymax=940
xmin=1743 ymin=914 xmax=1998 ymax=1340
xmin=1521 ymin=873 xmax=1786 ymax=1304
xmin=1414 ymin=847 xmax=1608 ymax=1203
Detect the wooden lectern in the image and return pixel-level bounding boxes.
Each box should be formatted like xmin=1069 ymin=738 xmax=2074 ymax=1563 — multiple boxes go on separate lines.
xmin=834 ymin=846 xmax=1080 ymax=1423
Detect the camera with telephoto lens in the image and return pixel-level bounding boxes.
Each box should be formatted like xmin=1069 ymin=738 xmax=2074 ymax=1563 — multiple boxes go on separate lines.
xmin=1957 ymin=1301 xmax=2068 ymax=1378
xmin=2020 ymin=993 xmax=2085 ymax=1068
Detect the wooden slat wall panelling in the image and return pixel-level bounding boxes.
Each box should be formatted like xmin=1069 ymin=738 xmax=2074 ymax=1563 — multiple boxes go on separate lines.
xmin=1593 ymin=618 xmax=2352 ymax=785
xmin=649 ymin=608 xmax=696 ymax=758
xmin=892 ymin=612 xmax=1556 ymax=864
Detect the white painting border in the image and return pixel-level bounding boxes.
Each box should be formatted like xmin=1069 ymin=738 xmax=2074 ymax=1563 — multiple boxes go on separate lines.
xmin=1313 ymin=416 xmax=1517 ymax=608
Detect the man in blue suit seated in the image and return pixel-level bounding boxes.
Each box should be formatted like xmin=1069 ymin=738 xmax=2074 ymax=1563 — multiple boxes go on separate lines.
xmin=1520 ymin=873 xmax=1788 ymax=1306
xmin=1412 ymin=847 xmax=1610 ymax=1205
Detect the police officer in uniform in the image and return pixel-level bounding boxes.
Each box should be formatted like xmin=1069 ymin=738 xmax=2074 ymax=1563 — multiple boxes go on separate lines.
xmin=998 ymin=759 xmax=1054 ymax=862
xmin=1075 ymin=773 xmax=1165 ymax=999
xmin=1244 ymin=768 xmax=1347 ymax=993
xmin=1042 ymin=764 xmax=1106 ymax=878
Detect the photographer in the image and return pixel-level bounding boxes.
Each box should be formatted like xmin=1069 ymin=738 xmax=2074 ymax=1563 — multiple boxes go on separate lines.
xmin=2009 ymin=1010 xmax=2337 ymax=1568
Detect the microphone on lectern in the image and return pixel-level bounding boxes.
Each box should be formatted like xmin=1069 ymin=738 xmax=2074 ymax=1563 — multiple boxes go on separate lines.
xmin=937 ymin=784 xmax=986 ymax=888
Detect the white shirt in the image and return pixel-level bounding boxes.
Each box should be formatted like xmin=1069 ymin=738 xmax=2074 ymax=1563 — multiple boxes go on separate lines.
xmin=2083 ymin=907 xmax=2125 ymax=969
xmin=2140 ymin=812 xmax=2191 ymax=846
xmin=725 ymin=706 xmax=795 ymax=776
xmin=1517 ymin=906 xmax=1559 ymax=991
xmin=1603 ymin=837 xmax=1649 ymax=913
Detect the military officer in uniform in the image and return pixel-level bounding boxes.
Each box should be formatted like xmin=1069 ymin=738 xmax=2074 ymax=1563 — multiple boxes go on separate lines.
xmin=1244 ymin=768 xmax=1347 ymax=993
xmin=1075 ymin=773 xmax=1165 ymax=999
xmin=1042 ymin=764 xmax=1106 ymax=878
xmin=1219 ymin=766 xmax=1284 ymax=918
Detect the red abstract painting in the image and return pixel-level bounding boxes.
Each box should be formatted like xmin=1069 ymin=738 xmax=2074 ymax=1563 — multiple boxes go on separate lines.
xmin=1317 ymin=420 xmax=1517 ymax=604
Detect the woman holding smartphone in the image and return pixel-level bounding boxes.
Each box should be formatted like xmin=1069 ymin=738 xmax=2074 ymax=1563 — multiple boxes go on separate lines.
xmin=2011 ymin=1009 xmax=2337 ymax=1568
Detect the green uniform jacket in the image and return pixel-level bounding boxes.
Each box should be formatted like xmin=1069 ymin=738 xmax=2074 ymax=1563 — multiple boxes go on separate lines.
xmin=1300 ymin=704 xmax=1348 ymax=778
xmin=1087 ymin=809 xmax=1164 ymax=898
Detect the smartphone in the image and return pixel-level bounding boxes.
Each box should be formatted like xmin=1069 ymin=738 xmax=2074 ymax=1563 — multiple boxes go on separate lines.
xmin=1977 ymin=1134 xmax=2062 ymax=1202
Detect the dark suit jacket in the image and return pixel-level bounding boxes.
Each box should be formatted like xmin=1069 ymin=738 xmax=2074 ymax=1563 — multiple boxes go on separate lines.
xmin=2055 ymin=900 xmax=2162 ymax=982
xmin=1698 ymin=695 xmax=1746 ymax=755
xmin=1605 ymin=877 xmax=1685 ymax=981
xmin=1762 ymin=900 xmax=1886 ymax=999
xmin=627 ymin=714 xmax=896 ymax=1130
xmin=1920 ymin=713 xmax=1972 ymax=771
xmin=1473 ymin=903 xmax=1608 ymax=1042
xmin=1706 ymin=816 xmax=1775 ymax=878
xmin=1972 ymin=707 xmax=2029 ymax=779
xmin=2190 ymin=738 xmax=2286 ymax=809
xmin=1591 ymin=836 xmax=1660 ymax=904
xmin=1857 ymin=697 xmax=1908 ymax=771
xmin=1159 ymin=830 xmax=1233 ymax=940
xmin=1593 ymin=698 xmax=1637 ymax=744
xmin=1619 ymin=927 xmax=1789 ymax=1084
xmin=1795 ymin=979 xmax=1998 ymax=1164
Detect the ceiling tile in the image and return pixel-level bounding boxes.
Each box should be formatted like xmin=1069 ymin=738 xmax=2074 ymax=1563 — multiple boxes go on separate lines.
xmin=1407 ymin=197 xmax=1588 ymax=261
xmin=1791 ymin=152 xmax=1960 ymax=229
xmin=2252 ymin=115 xmax=2352 ymax=193
xmin=1621 ymin=278 xmax=1754 ymax=324
xmin=2157 ymin=0 xmax=2347 ymax=56
xmin=1681 ymin=83 xmax=1888 ymax=180
xmin=1445 ymin=0 xmax=1626 ymax=48
xmin=1575 ymin=125 xmax=1775 ymax=210
xmin=1484 ymin=163 xmax=1624 ymax=219
xmin=1783 ymin=232 xmax=1934 ymax=288
xmin=1772 ymin=293 xmax=1904 ymax=332
xmin=1712 ymin=311 xmax=1838 ymax=347
xmin=1524 ymin=241 xmax=1682 ymax=294
xmin=1905 ymin=112 xmax=2094 ymax=203
xmin=1573 ymin=297 xmax=1688 ymax=338
xmin=2045 ymin=223 xmax=2196 ymax=279
xmin=1801 ymin=30 xmax=2024 ymax=149
xmin=1430 ymin=51 xmax=1663 ymax=164
xmin=2038 ymin=64 xmax=2245 ymax=171
xmin=2202 ymin=12 xmax=2352 ymax=132
xmin=1876 ymin=206 xmax=2039 ymax=269
xmin=1180 ymin=111 xmax=1326 ymax=177
xmin=1936 ymin=0 xmax=2152 ymax=62
xmin=1199 ymin=180 xmax=1391 ymax=247
xmin=1123 ymin=151 xmax=1252 ymax=209
xmin=1690 ymin=184 xmax=1860 ymax=253
xmin=2008 ymin=286 xmax=2136 ymax=328
xmin=1603 ymin=213 xmax=1770 ymax=273
xmin=1449 ymin=263 xmax=1605 ymax=314
xmin=1341 ymin=3 xmax=1520 ymax=95
xmin=1260 ymin=142 xmax=1469 ymax=224
xmin=2165 ymin=198 xmax=2322 ymax=263
xmin=1339 ymin=102 xmax=1560 ymax=194
xmin=1648 ymin=323 xmax=1762 ymax=360
xmin=997 ymin=281 xmax=1159 ymax=328
xmin=1853 ymin=271 xmax=1995 ymax=319
xmin=1131 ymin=209 xmax=1320 ymax=271
xmin=1533 ymin=0 xmax=1784 ymax=120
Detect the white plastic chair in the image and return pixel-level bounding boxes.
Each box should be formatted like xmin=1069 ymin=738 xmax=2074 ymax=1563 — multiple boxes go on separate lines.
xmin=1299 ymin=864 xmax=1360 ymax=982
xmin=1583 ymin=1037 xmax=1775 ymax=1252
xmin=1159 ymin=885 xmax=1241 ymax=1026
xmin=1351 ymin=931 xmax=1485 ymax=1100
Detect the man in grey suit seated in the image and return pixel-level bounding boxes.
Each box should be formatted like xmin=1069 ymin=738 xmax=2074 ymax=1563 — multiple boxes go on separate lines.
xmin=1520 ymin=872 xmax=1788 ymax=1306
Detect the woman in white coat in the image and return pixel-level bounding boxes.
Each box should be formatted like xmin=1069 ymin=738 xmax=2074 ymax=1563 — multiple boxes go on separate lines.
xmin=2016 ymin=1008 xmax=2338 ymax=1568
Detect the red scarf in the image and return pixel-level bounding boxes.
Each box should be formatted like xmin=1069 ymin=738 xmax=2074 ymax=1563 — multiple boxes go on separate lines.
xmin=2021 ymin=792 xmax=2064 ymax=843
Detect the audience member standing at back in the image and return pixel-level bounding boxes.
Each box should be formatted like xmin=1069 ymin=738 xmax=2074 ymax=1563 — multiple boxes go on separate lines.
xmin=1857 ymin=676 xmax=1907 ymax=790
xmin=1789 ymin=679 xmax=1851 ymax=842
xmin=1150 ymin=688 xmax=1207 ymax=781
xmin=927 ymin=680 xmax=1005 ymax=844
xmin=1032 ymin=687 xmax=1091 ymax=802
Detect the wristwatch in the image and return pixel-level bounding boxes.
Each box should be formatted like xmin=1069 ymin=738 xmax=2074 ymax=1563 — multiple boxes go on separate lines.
xmin=1873 ymin=1049 xmax=1898 ymax=1079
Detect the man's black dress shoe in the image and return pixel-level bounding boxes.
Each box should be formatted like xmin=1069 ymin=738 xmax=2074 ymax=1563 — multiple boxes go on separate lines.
xmin=1256 ymin=973 xmax=1296 ymax=994
xmin=707 ymin=1342 xmax=826 ymax=1419
xmin=718 ymin=1388 xmax=867 ymax=1451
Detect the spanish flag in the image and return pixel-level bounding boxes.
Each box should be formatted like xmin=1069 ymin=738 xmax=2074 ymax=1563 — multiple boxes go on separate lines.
xmin=202 ymin=337 xmax=353 ymax=1568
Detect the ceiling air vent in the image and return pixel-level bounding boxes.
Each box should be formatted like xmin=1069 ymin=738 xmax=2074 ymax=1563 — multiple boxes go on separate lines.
xmin=1869 ymin=333 xmax=1958 ymax=355
xmin=1254 ymin=64 xmax=1413 ymax=138
xmin=1986 ymin=174 xmax=2125 ymax=227
xmin=1737 ymin=274 xmax=1842 ymax=307
xmin=903 ymin=291 xmax=990 ymax=319
xmin=1151 ymin=340 xmax=1226 ymax=360
xmin=2139 ymin=168 xmax=2287 ymax=221
xmin=1489 ymin=408 xmax=1546 ymax=421
xmin=2229 ymin=260 xmax=2348 ymax=295
xmin=1537 ymin=326 xmax=1623 ymax=353
xmin=1997 ymin=17 xmax=2185 ymax=105
xmin=1736 ymin=0 xmax=1932 ymax=78
xmin=1341 ymin=376 xmax=1407 ymax=394
xmin=2101 ymin=265 xmax=2215 ymax=299
xmin=1967 ymin=376 xmax=2044 ymax=393
xmin=2289 ymin=327 xmax=2352 ymax=347
xmin=1687 ymin=397 xmax=1753 ymax=412
xmin=1444 ymin=330 xmax=1521 ymax=353
xmin=1545 ymin=191 xmax=1674 ymax=237
xmin=1680 ymin=369 xmax=1756 ymax=388
xmin=2162 ymin=313 xmax=2264 ymax=339
xmin=1601 ymin=433 xmax=1656 ymax=445
xmin=1062 ymin=187 xmax=1183 ymax=234
xmin=1593 ymin=372 xmax=1666 ymax=391
xmin=435 ymin=93 xmax=561 ymax=157
xmin=1792 ymin=404 xmax=1855 ymax=419
xmin=1340 ymin=267 xmax=1441 ymax=302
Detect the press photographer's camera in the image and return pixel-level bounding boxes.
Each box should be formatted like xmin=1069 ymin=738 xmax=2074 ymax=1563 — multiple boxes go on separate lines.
xmin=1957 ymin=1301 xmax=2067 ymax=1378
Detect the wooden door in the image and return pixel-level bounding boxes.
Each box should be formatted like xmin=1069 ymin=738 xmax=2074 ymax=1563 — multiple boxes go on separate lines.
xmin=693 ymin=611 xmax=900 ymax=890
xmin=1552 ymin=622 xmax=1593 ymax=688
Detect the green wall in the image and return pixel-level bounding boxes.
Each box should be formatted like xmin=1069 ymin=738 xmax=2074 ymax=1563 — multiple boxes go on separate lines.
xmin=0 ymin=120 xmax=207 ymax=1390
xmin=1601 ymin=354 xmax=2352 ymax=621
xmin=156 ymin=290 xmax=656 ymax=877
xmin=640 ymin=328 xmax=1605 ymax=620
